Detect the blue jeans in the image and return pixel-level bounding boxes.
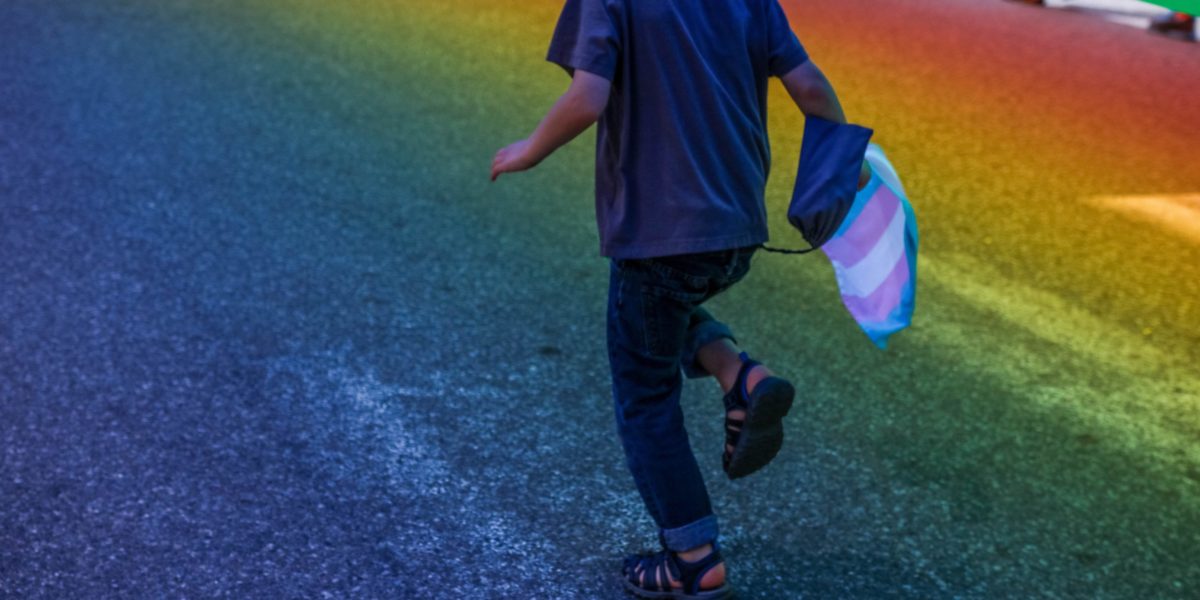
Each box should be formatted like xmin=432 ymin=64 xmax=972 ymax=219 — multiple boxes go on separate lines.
xmin=606 ymin=244 xmax=758 ymax=552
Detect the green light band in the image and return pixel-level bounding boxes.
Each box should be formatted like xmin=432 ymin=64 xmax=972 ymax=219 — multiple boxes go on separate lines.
xmin=1145 ymin=0 xmax=1200 ymax=16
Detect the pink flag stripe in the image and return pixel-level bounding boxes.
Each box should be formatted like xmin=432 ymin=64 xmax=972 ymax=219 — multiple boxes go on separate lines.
xmin=839 ymin=251 xmax=911 ymax=324
xmin=831 ymin=201 xmax=907 ymax=297
xmin=820 ymin=185 xmax=901 ymax=268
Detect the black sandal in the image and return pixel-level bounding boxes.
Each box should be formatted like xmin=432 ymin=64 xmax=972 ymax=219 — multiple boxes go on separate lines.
xmin=621 ymin=537 xmax=734 ymax=599
xmin=722 ymin=352 xmax=795 ymax=480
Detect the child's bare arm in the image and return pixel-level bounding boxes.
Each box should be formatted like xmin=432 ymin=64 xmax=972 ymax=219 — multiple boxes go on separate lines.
xmin=780 ymin=61 xmax=871 ymax=188
xmin=779 ymin=60 xmax=847 ymax=124
xmin=491 ymin=70 xmax=612 ymax=181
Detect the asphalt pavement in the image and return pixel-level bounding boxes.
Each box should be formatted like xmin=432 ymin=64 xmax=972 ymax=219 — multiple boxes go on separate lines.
xmin=2 ymin=0 xmax=1198 ymax=598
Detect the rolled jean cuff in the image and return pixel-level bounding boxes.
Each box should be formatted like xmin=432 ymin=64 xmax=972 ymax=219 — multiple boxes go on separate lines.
xmin=681 ymin=320 xmax=737 ymax=379
xmin=660 ymin=514 xmax=719 ymax=552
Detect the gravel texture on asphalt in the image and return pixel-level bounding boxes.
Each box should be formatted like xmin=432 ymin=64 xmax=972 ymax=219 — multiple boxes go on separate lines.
xmin=2 ymin=0 xmax=1198 ymax=598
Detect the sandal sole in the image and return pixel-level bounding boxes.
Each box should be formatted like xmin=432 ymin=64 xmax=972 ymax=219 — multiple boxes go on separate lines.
xmin=621 ymin=577 xmax=736 ymax=599
xmin=725 ymin=377 xmax=794 ymax=480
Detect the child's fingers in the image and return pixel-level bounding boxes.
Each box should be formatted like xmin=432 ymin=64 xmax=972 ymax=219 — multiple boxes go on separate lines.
xmin=490 ymin=150 xmax=504 ymax=181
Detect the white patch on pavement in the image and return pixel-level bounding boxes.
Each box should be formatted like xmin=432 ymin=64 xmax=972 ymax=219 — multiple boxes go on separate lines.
xmin=1089 ymin=194 xmax=1200 ymax=244
xmin=1047 ymin=0 xmax=1175 ymax=29
xmin=264 ymin=349 xmax=565 ymax=597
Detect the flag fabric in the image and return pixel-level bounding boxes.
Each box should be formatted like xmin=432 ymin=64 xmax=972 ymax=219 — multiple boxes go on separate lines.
xmin=764 ymin=116 xmax=918 ymax=349
xmin=821 ymin=143 xmax=918 ymax=349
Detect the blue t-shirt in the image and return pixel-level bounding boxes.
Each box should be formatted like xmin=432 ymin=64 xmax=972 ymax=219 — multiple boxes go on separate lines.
xmin=547 ymin=0 xmax=809 ymax=259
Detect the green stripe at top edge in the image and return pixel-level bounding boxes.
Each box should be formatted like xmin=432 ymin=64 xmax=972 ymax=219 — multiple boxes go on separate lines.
xmin=1146 ymin=0 xmax=1200 ymax=16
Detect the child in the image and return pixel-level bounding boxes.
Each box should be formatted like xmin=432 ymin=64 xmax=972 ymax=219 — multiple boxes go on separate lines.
xmin=491 ymin=1 xmax=865 ymax=597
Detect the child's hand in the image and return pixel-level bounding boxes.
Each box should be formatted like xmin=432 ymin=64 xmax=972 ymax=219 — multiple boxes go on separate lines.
xmin=490 ymin=139 xmax=540 ymax=182
xmin=858 ymin=161 xmax=872 ymax=190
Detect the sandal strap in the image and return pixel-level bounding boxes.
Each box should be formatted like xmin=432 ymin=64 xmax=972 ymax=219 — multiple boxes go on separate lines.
xmin=660 ymin=557 xmax=674 ymax=592
xmin=723 ymin=353 xmax=759 ymax=469
xmin=630 ymin=554 xmax=653 ymax=590
xmin=645 ymin=555 xmax=661 ymax=591
xmin=724 ymin=424 xmax=744 ymax=444
xmin=665 ymin=552 xmax=683 ymax=589
xmin=627 ymin=550 xmax=675 ymax=592
xmin=725 ymin=416 xmax=743 ymax=461
xmin=721 ymin=388 xmax=740 ymax=415
xmin=672 ymin=542 xmax=726 ymax=596
xmin=633 ymin=536 xmax=726 ymax=595
xmin=723 ymin=352 xmax=762 ymax=413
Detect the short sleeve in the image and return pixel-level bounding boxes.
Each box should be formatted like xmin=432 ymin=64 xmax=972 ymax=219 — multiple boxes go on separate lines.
xmin=546 ymin=0 xmax=622 ymax=81
xmin=766 ymin=0 xmax=809 ymax=77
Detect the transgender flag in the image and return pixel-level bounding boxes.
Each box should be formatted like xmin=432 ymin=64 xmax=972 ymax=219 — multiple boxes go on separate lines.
xmin=820 ymin=144 xmax=918 ymax=349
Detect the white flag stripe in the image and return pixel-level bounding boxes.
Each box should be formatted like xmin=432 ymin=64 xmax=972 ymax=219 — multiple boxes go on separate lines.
xmin=832 ymin=203 xmax=908 ymax=298
xmin=865 ymin=146 xmax=906 ymax=198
